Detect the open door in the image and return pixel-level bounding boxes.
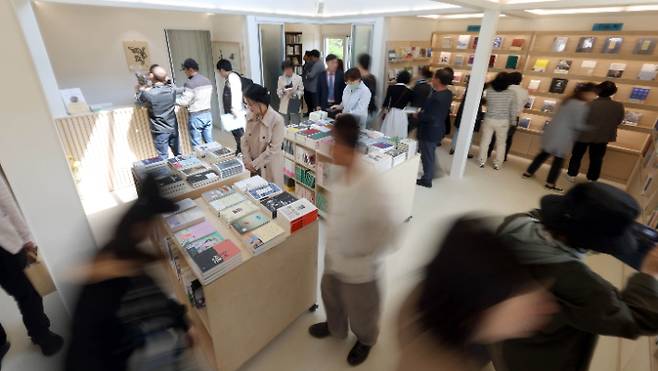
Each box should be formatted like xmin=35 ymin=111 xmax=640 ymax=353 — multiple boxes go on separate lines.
xmin=258 ymin=23 xmax=285 ymax=111
xmin=349 ymin=24 xmax=374 ymax=69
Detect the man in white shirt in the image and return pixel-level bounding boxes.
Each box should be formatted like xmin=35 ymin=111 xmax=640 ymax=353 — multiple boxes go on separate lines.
xmin=488 ymin=71 xmax=529 ymax=161
xmin=176 ymin=58 xmax=215 ymax=147
xmin=217 ymin=59 xmax=247 ymax=154
xmin=331 ymin=68 xmax=372 ymax=129
xmin=0 ymin=169 xmax=63 ymax=364
xmin=308 ymin=114 xmax=395 ymax=366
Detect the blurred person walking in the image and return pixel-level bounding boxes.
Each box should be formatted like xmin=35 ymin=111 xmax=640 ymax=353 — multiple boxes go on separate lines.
xmin=478 ymin=72 xmax=518 ymax=170
xmin=277 ymin=60 xmax=304 ymax=125
xmin=380 ymin=70 xmax=414 ymax=139
xmin=177 ymin=58 xmax=215 ymax=147
xmin=308 ymin=114 xmax=396 ymax=366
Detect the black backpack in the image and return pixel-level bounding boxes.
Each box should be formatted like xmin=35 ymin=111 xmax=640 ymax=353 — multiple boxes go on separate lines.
xmin=233 ymin=72 xmax=253 ymax=93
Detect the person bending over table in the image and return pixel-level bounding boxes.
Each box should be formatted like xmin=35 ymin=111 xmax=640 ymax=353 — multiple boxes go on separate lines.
xmin=330 ymin=68 xmax=372 ymax=129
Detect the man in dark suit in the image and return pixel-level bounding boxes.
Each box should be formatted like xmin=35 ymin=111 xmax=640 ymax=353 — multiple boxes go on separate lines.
xmin=416 ymin=69 xmax=453 ymax=188
xmin=316 ymin=54 xmax=346 ymax=114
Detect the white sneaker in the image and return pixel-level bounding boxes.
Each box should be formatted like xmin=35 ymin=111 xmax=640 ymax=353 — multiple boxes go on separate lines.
xmin=566 ymin=175 xmax=576 ymax=183
xmin=494 ymin=164 xmax=501 ymax=171
xmin=479 ymin=163 xmax=485 ymax=168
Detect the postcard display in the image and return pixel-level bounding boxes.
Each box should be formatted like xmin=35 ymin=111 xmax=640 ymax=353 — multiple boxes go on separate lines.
xmin=429 ymin=30 xmax=658 ymax=184
xmin=132 ymin=144 xmax=320 ymax=371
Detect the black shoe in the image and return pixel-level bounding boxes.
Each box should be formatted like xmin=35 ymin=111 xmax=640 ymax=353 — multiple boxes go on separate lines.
xmin=522 ymin=172 xmax=533 ymax=178
xmin=0 ymin=342 xmax=10 ymax=368
xmin=467 ymin=154 xmax=474 ymax=159
xmin=449 ymin=149 xmax=455 ymax=155
xmin=416 ymin=179 xmax=432 ymax=188
xmin=545 ymin=184 xmax=564 ymax=192
xmin=347 ymin=341 xmax=372 ymax=366
xmin=32 ymin=331 xmax=64 ymax=356
xmin=308 ymin=322 xmax=331 ymax=339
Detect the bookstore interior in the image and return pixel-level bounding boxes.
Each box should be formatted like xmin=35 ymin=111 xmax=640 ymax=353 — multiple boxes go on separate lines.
xmin=3 ymin=0 xmax=658 ymax=370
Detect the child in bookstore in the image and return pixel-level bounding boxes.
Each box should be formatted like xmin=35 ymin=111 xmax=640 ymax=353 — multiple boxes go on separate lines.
xmin=308 ymin=114 xmax=396 ymax=366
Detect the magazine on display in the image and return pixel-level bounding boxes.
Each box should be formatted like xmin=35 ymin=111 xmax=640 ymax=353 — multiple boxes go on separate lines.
xmin=576 ymin=37 xmax=596 ymax=53
xmin=454 ymin=54 xmax=465 ymax=66
xmin=505 ymin=55 xmax=519 ymax=69
xmin=607 ymin=63 xmax=627 ymax=78
xmin=638 ymin=64 xmax=658 ymax=81
xmin=532 ymin=59 xmax=550 ymax=72
xmin=492 ymin=36 xmax=504 ymax=49
xmin=525 ymin=96 xmax=536 ymax=110
xmin=634 ymin=38 xmax=656 ymax=55
xmin=471 ymin=37 xmax=479 ymax=49
xmin=518 ymin=117 xmax=532 ymax=129
xmin=441 ymin=37 xmax=452 ymax=49
xmin=186 ymin=170 xmax=220 ymax=189
xmin=554 ymin=59 xmax=572 ymax=74
xmin=439 ymin=52 xmax=452 ymax=64
xmin=601 ymin=37 xmax=623 ymax=54
xmin=457 ymin=35 xmax=471 ymax=49
xmin=629 ymin=87 xmax=651 ymax=102
xmin=528 ymin=80 xmax=541 ymax=93
xmin=580 ymin=60 xmax=598 ymax=76
xmin=489 ymin=55 xmax=498 ymax=68
xmin=549 ymin=78 xmax=568 ymax=94
xmin=623 ymin=111 xmax=643 ymax=126
xmin=510 ymin=38 xmax=525 ymax=50
xmin=467 ymin=55 xmax=475 ymax=65
xmin=552 ymin=36 xmax=569 ymax=52
xmin=541 ymin=100 xmax=557 ymax=113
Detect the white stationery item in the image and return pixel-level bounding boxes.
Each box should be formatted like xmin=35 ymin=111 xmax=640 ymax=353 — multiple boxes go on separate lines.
xmin=60 ymin=88 xmax=91 ymax=115
xmin=233 ymin=175 xmax=269 ymax=192
xmin=309 ymin=110 xmax=328 ymax=121
xmin=220 ymin=113 xmax=246 ymax=131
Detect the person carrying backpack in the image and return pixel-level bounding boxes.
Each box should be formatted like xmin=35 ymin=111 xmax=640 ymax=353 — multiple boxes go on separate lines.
xmin=217 ymin=59 xmax=251 ymax=154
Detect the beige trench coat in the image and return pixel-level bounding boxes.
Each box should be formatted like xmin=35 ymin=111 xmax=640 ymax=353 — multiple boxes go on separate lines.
xmin=241 ymin=107 xmax=285 ymax=187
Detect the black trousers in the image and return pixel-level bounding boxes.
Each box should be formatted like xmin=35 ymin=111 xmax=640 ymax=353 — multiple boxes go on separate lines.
xmin=526 ymin=151 xmax=564 ymax=185
xmin=231 ymin=128 xmax=244 ymax=154
xmin=304 ymin=91 xmax=318 ymax=114
xmin=567 ymin=142 xmax=608 ymax=181
xmin=488 ymin=125 xmax=517 ymax=161
xmin=0 ymin=248 xmax=50 ymax=344
xmin=419 ymin=140 xmax=437 ymax=182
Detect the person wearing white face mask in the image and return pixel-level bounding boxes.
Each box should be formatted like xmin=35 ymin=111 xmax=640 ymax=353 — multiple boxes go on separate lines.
xmin=330 ymin=68 xmax=372 ymax=129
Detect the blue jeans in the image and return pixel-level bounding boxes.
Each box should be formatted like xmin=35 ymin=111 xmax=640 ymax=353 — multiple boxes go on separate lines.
xmin=188 ymin=111 xmax=213 ymax=147
xmin=153 ymin=131 xmax=180 ymax=159
xmin=419 ymin=140 xmax=437 ymax=182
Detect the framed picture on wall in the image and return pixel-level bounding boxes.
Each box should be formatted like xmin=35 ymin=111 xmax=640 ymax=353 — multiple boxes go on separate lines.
xmin=123 ymin=41 xmax=151 ymax=72
xmin=212 ymin=41 xmax=244 ymax=74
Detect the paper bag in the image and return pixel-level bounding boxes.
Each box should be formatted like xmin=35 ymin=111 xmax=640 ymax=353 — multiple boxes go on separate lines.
xmin=24 ymin=255 xmax=56 ymax=297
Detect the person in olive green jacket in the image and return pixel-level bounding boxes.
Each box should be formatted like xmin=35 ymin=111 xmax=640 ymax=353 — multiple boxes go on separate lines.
xmin=494 ymin=182 xmax=658 ymax=371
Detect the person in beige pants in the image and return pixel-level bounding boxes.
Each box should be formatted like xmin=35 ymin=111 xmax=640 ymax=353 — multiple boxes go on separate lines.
xmin=478 ymin=73 xmax=517 ymax=170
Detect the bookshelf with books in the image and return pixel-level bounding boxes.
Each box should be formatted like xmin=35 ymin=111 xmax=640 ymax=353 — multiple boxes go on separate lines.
xmin=285 ymin=32 xmax=303 ymax=75
xmin=385 ymin=40 xmax=432 ymax=84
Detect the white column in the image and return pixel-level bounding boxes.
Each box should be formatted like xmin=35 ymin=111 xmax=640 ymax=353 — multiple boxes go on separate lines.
xmin=371 ymin=17 xmax=386 ymax=108
xmin=449 ymin=9 xmax=500 ymax=179
xmin=245 ymin=16 xmax=263 ymax=84
xmin=2 ymin=0 xmax=97 ymax=311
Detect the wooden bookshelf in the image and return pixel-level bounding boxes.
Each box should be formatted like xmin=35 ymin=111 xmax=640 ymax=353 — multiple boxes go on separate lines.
xmin=285 ymin=32 xmax=303 ymax=75
xmin=385 ymin=40 xmax=432 ymax=84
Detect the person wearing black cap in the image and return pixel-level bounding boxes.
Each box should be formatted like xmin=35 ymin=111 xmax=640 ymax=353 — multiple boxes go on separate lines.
xmin=493 ymin=182 xmax=658 ymax=371
xmin=567 ymin=81 xmax=625 ymax=182
xmin=177 ymin=58 xmax=215 ymax=147
xmin=241 ymin=84 xmax=285 ymax=187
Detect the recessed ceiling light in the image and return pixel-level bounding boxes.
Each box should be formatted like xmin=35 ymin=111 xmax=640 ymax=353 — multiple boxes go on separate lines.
xmin=526 ymin=5 xmax=658 ymax=15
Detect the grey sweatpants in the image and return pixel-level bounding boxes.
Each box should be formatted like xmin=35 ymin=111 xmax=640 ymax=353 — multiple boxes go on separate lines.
xmin=321 ymin=274 xmax=381 ymax=346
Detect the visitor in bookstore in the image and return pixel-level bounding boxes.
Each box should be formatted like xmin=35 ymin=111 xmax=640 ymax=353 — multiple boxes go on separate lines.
xmin=308 ymin=114 xmax=396 ymax=367
xmin=316 ymin=54 xmax=345 ymax=114
xmin=523 ymin=83 xmax=598 ymax=191
xmin=397 ymin=217 xmax=556 ymax=371
xmin=303 ymin=50 xmax=324 ymax=114
xmin=217 ymin=59 xmax=247 ymax=154
xmin=380 ymin=70 xmax=414 ymax=139
xmin=442 ymin=67 xmax=455 ymax=142
xmin=176 ymin=58 xmax=215 ymax=147
xmin=487 ymin=72 xmax=528 ymax=161
xmin=567 ymin=81 xmax=625 ymax=182
xmin=416 ymin=68 xmax=453 ymax=188
xmin=494 ymin=182 xmax=658 ymax=371
xmin=277 ymin=60 xmax=304 ymax=126
xmin=301 ymin=50 xmax=312 ymax=111
xmin=408 ymin=66 xmax=434 ymax=135
xmin=330 ymin=68 xmax=372 ymax=128
xmin=449 ymin=84 xmax=484 ymax=159
xmin=357 ymin=53 xmax=378 ymax=128
xmin=65 ymin=176 xmax=195 ymax=371
xmin=0 ymin=169 xmax=64 ymax=367
xmin=135 ymin=65 xmax=181 ymax=159
xmin=241 ymin=84 xmax=285 ymax=187
xmin=478 ymin=72 xmax=518 ymax=170
xmin=337 ymin=58 xmax=345 ymax=72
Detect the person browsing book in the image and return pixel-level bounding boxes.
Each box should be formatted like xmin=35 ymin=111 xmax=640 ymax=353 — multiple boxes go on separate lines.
xmin=331 ymin=68 xmax=372 ymax=128
xmin=176 ymin=58 xmax=215 ymax=147
xmin=277 ymin=60 xmax=304 ymax=125
xmin=478 ymin=72 xmax=518 ymax=170
xmin=380 ymin=70 xmax=414 ymax=139
xmin=316 ymin=54 xmax=345 ymax=114
xmin=241 ymin=84 xmax=285 ymax=187
xmin=217 ymin=59 xmax=247 ymax=154
xmin=487 ymin=72 xmax=528 ymax=162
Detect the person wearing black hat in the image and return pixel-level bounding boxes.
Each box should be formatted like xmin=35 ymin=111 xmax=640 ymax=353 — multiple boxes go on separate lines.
xmin=493 ymin=182 xmax=658 ymax=371
xmin=567 ymin=81 xmax=625 ymax=182
xmin=65 ymin=176 xmax=194 ymax=371
xmin=241 ymin=84 xmax=285 ymax=187
xmin=177 ymin=58 xmax=215 ymax=147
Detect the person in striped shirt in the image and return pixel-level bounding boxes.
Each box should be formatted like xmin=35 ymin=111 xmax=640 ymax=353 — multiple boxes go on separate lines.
xmin=478 ymin=72 xmax=518 ymax=170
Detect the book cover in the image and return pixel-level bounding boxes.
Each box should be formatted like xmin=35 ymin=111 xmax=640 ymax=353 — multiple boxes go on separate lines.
xmin=260 ymin=192 xmax=298 ymax=218
xmin=580 ymin=60 xmax=598 ymax=75
xmin=165 ymin=208 xmax=205 ymax=233
xmin=454 ymin=54 xmax=465 ymax=66
xmin=201 ymin=186 xmax=234 ymax=203
xmin=518 ymin=118 xmax=531 ymax=129
xmin=554 ymin=59 xmax=572 ymax=74
xmin=633 ymin=38 xmax=656 ymax=55
xmin=209 ymin=192 xmax=246 ymax=213
xmin=220 ymin=200 xmax=259 ymax=224
xmin=156 ymin=174 xmax=183 ymax=188
xmin=164 ymin=198 xmax=196 ymax=217
xmin=510 ymin=38 xmax=525 ymax=50
xmin=601 ymin=37 xmax=623 ymax=54
xmin=488 ymin=54 xmax=497 ymax=68
xmin=467 ymin=55 xmax=475 ymax=66
xmin=629 ymin=87 xmax=651 ymax=102
xmin=179 ymin=164 xmax=208 ymax=177
xmin=528 ymin=80 xmax=541 ymax=93
xmin=231 ymin=212 xmax=270 ymax=234
xmin=471 ymin=37 xmax=479 ymax=49
xmin=190 ymin=246 xmax=224 ymax=273
xmin=213 ymin=240 xmax=241 ymax=263
xmin=623 ymin=111 xmax=643 ymax=126
xmin=525 ymin=96 xmax=536 ymax=109
xmin=532 ymin=59 xmax=550 ymax=72
xmin=186 ymin=170 xmax=220 ymax=188
xmin=175 ymin=221 xmax=218 ymax=247
xmin=638 ymin=64 xmax=658 ymax=81
xmin=552 ymin=36 xmax=569 ymax=52
xmin=456 ymin=35 xmax=471 ymax=49
xmin=576 ymin=37 xmax=596 ymax=53
xmin=185 ymin=231 xmax=225 ymax=256
xmin=248 ymin=183 xmax=283 ymax=201
xmin=549 ymin=78 xmax=568 ymax=94
xmin=505 ymin=55 xmax=519 ymax=69
xmin=607 ymin=63 xmax=627 ymax=78
xmin=252 ymin=222 xmax=285 ymax=245
xmin=439 ymin=52 xmax=451 ymax=64
xmin=441 ymin=37 xmax=452 ymax=49
xmin=492 ymin=36 xmax=504 ymax=49
xmin=541 ymin=99 xmax=557 ymax=113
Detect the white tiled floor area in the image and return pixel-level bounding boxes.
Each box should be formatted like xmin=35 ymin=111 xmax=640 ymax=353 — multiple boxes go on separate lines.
xmin=0 ymin=143 xmax=644 ymax=371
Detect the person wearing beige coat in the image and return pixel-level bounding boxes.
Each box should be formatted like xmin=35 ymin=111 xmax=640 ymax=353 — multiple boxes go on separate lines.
xmin=241 ymin=84 xmax=285 ymax=187
xmin=277 ymin=61 xmax=304 ymax=125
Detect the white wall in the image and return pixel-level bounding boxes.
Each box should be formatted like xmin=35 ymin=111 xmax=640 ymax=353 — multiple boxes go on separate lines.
xmin=33 ymin=2 xmax=247 ymax=109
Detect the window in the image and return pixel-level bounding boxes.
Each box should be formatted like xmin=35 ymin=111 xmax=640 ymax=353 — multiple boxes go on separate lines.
xmin=324 ymin=37 xmax=345 ymax=60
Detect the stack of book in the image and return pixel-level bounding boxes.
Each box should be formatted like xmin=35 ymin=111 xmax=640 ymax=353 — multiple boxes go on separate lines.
xmin=247 ymin=182 xmax=283 ymax=201
xmin=164 ymin=202 xmax=205 ymax=232
xmin=193 ymin=141 xmax=223 ymax=159
xmin=182 ymin=231 xmax=242 ymax=285
xmin=363 ymin=153 xmax=393 ymax=172
xmin=168 ymin=155 xmax=203 ymax=171
xmin=186 ymin=170 xmax=221 ymax=189
xmin=219 ymin=200 xmax=260 ymax=224
xmin=213 ymin=158 xmax=244 ymax=179
xmin=207 ymin=192 xmax=247 ymax=216
xmin=233 ymin=176 xmax=269 ymax=192
xmin=201 ymin=186 xmax=235 ymax=203
xmin=155 ymin=174 xmax=187 ymax=197
xmin=260 ymin=191 xmax=298 ymax=218
xmin=278 ymin=198 xmax=318 ymax=233
xmin=241 ymin=221 xmax=286 ymax=256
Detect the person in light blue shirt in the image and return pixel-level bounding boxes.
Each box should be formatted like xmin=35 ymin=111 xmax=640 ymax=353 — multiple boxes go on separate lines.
xmin=331 ymin=68 xmax=372 ymax=129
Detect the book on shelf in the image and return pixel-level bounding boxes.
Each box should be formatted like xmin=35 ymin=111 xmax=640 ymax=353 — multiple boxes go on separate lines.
xmin=231 ymin=211 xmax=270 ymax=234
xmin=505 ymin=55 xmax=519 ymax=70
xmin=219 ymin=200 xmax=259 ymax=224
xmin=456 ymin=35 xmax=471 ymax=49
xmin=427 ymin=48 xmax=433 ymax=58
xmin=260 ymin=192 xmax=299 ymax=218
xmin=186 ymin=170 xmax=220 ymax=189
xmin=467 ymin=55 xmax=475 ymax=66
xmin=387 ymin=49 xmax=397 ymax=62
xmin=629 ymin=87 xmax=651 ymax=102
xmin=541 ymin=99 xmax=557 ymax=113
xmin=454 ymin=54 xmax=465 ymax=66
xmin=488 ymin=55 xmax=497 ymax=68
xmin=165 ymin=207 xmax=205 ymax=233
xmin=580 ymin=60 xmax=598 ymax=76
xmin=441 ymin=37 xmax=452 ymax=49
xmin=453 ymin=71 xmax=464 ymax=83
xmin=175 ymin=221 xmax=217 ymax=247
xmin=623 ymin=111 xmax=643 ymax=126
xmin=439 ymin=52 xmax=451 ymax=64
xmin=201 ymin=186 xmax=234 ymax=203
xmin=420 ymin=48 xmax=428 ymax=58
xmin=638 ymin=64 xmax=658 ymax=81
xmin=554 ymin=59 xmax=572 ymax=74
xmin=601 ymin=37 xmax=623 ymax=54
xmin=525 ymin=96 xmax=536 ymax=109
xmin=471 ymin=37 xmax=479 ymax=49
xmin=208 ymin=192 xmax=246 ymax=215
xmin=510 ymin=38 xmax=525 ymax=50
xmin=528 ymin=80 xmax=541 ymax=93
xmin=532 ymin=59 xmax=550 ymax=72
xmin=492 ymin=36 xmax=504 ymax=49
xmin=633 ymin=38 xmax=656 ymax=55
xmin=242 ymin=222 xmax=285 ymax=256
xmin=549 ymin=78 xmax=568 ymax=94
xmin=576 ymin=37 xmax=596 ymax=53
xmin=607 ymin=63 xmax=627 ymax=78
xmin=552 ymin=36 xmax=569 ymax=52
xmin=518 ymin=117 xmax=531 ymax=129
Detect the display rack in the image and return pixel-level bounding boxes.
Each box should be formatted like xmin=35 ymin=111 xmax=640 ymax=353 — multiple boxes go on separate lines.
xmin=285 ymin=32 xmax=303 ymax=75
xmin=385 ymin=40 xmax=432 ymax=84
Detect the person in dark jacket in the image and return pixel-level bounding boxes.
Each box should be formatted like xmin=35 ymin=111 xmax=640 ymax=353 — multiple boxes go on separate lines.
xmin=357 ymin=54 xmax=378 ymax=128
xmin=380 ymin=70 xmax=414 ymax=139
xmin=303 ymin=50 xmax=324 ymax=114
xmin=494 ymin=182 xmax=658 ymax=371
xmin=135 ymin=66 xmax=181 ymax=159
xmin=567 ymin=81 xmax=625 ymax=182
xmin=316 ymin=54 xmax=346 ymax=113
xmin=416 ymin=69 xmax=453 ymax=188
xmin=408 ymin=67 xmax=434 ymax=135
